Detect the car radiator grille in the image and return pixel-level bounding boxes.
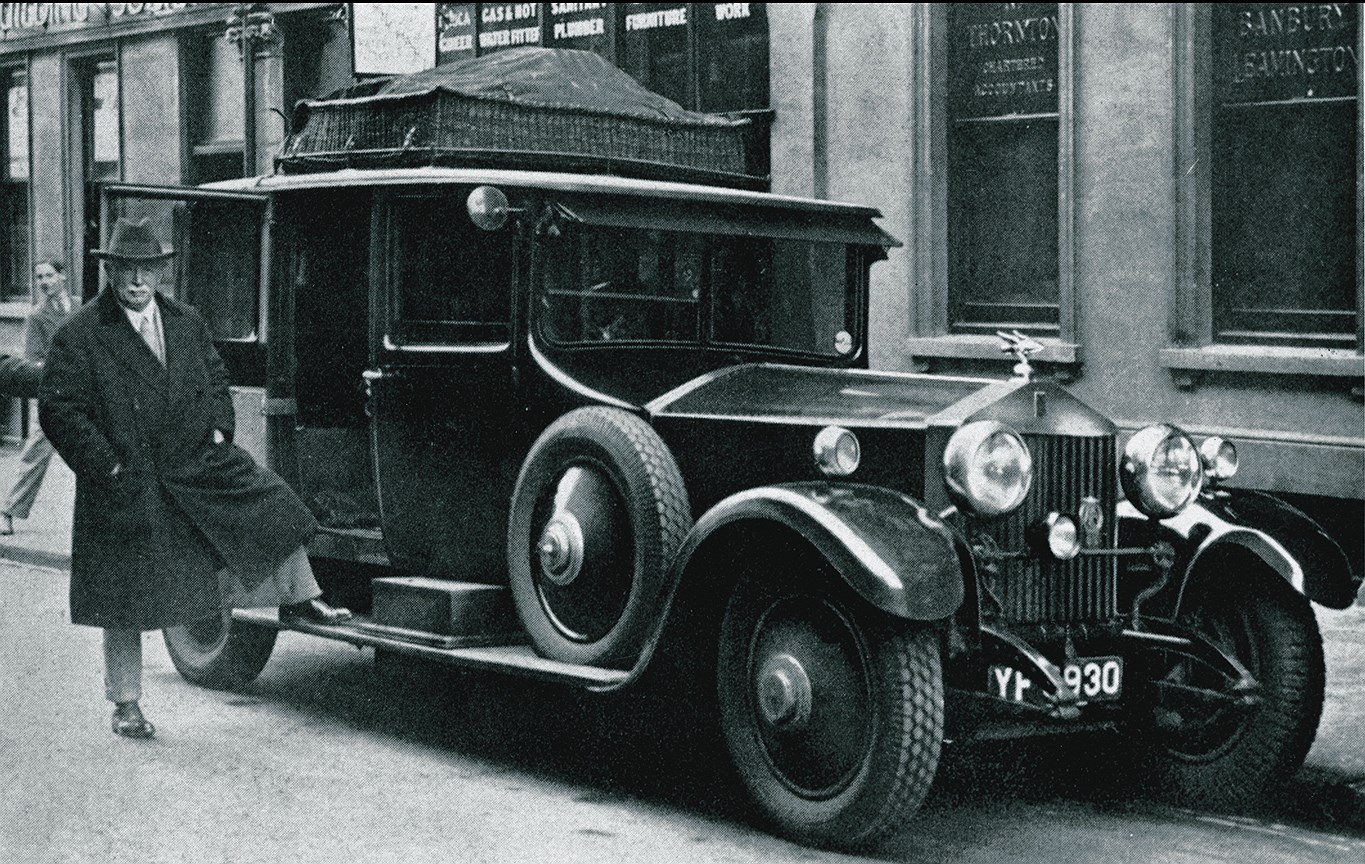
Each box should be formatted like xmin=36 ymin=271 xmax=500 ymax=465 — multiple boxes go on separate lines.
xmin=983 ymin=434 xmax=1118 ymax=625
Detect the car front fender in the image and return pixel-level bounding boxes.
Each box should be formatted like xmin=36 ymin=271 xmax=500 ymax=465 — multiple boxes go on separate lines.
xmin=674 ymin=482 xmax=964 ymax=621
xmin=1119 ymin=491 xmax=1359 ymax=611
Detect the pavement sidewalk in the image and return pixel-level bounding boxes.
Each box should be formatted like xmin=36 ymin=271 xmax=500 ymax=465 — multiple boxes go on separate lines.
xmin=0 ymin=440 xmax=1360 ymax=827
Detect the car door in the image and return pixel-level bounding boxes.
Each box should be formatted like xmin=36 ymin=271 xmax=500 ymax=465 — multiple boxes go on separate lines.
xmin=367 ymin=190 xmax=525 ymax=580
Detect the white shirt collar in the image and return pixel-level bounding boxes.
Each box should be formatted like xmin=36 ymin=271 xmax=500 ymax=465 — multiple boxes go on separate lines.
xmin=122 ymin=295 xmax=160 ymax=330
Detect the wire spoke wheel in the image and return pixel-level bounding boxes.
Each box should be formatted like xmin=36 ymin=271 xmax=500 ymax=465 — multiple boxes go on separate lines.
xmin=1142 ymin=575 xmax=1325 ymax=808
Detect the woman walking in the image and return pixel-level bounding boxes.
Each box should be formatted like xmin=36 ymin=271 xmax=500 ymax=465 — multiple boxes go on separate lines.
xmin=2 ymin=258 xmax=74 ymax=535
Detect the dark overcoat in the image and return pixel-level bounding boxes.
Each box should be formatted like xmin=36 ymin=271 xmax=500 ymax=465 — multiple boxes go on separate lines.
xmin=39 ymin=289 xmax=317 ymax=631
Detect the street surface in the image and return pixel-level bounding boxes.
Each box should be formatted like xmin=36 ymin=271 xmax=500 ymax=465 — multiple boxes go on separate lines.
xmin=2 ymin=558 xmax=1362 ymax=864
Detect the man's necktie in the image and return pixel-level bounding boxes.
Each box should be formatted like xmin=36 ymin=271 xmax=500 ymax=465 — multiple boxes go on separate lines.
xmin=139 ymin=314 xmax=164 ymax=365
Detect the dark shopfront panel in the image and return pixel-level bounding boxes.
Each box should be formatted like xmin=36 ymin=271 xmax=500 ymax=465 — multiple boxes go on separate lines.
xmin=1210 ymin=2 xmax=1359 ymax=350
xmin=946 ymin=2 xmax=1061 ymax=336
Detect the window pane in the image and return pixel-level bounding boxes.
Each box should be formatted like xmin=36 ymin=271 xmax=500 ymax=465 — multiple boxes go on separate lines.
xmin=1211 ymin=3 xmax=1358 ymax=347
xmin=390 ymin=195 xmax=512 ymax=344
xmin=7 ymin=68 xmax=27 ymax=181
xmin=203 ymin=33 xmax=244 ymax=146
xmin=696 ymin=3 xmax=768 ymax=113
xmin=946 ymin=3 xmax=1061 ymax=333
xmin=618 ymin=3 xmax=691 ymax=107
xmin=542 ymin=227 xmax=701 ymax=344
xmin=711 ymin=238 xmax=852 ymax=356
xmin=92 ymin=60 xmax=119 ymax=180
xmin=186 ymin=200 xmax=261 ymax=340
xmin=106 ymin=196 xmax=262 ymax=341
xmin=0 ymin=187 xmax=27 ymax=302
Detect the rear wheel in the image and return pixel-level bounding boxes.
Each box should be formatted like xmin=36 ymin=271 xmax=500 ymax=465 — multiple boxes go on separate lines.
xmin=717 ymin=574 xmax=943 ymax=849
xmin=1144 ymin=576 xmax=1324 ymax=808
xmin=164 ymin=609 xmax=278 ymax=690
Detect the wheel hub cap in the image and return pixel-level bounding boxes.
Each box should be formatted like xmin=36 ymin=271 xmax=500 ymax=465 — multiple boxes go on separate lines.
xmin=756 ymin=653 xmax=812 ymax=730
xmin=537 ymin=513 xmax=584 ymax=586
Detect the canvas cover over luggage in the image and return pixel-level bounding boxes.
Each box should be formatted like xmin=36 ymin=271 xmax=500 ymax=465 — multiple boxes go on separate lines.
xmin=281 ymin=47 xmax=756 ymax=186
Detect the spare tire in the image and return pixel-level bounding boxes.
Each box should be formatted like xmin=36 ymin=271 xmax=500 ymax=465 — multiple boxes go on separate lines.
xmin=507 ymin=407 xmax=691 ymax=666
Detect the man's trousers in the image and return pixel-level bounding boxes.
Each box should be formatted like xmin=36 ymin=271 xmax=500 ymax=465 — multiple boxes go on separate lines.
xmin=102 ymin=547 xmax=322 ymax=704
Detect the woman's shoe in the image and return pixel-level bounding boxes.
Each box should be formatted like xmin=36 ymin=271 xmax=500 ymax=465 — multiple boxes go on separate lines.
xmin=0 ymin=514 xmax=13 ymax=536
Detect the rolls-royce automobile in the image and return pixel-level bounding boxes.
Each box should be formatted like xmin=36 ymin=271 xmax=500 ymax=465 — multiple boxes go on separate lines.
xmin=103 ymin=170 xmax=1358 ymax=849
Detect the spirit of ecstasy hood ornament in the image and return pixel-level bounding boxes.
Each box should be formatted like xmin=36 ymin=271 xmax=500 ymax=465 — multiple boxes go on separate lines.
xmin=998 ymin=330 xmax=1044 ymax=382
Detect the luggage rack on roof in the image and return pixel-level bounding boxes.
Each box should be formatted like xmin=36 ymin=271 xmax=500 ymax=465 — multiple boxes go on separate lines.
xmin=277 ymin=46 xmax=768 ymax=190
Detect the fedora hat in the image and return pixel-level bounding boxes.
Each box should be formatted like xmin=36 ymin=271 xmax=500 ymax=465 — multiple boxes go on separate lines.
xmin=92 ymin=217 xmax=175 ymax=261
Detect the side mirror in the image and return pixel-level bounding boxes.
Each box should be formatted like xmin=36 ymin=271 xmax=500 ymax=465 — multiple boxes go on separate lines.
xmin=467 ymin=185 xmax=523 ymax=231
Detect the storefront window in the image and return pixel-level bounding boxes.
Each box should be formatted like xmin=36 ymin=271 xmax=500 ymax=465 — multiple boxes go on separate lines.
xmin=946 ymin=3 xmax=1061 ymax=335
xmin=185 ymin=29 xmax=245 ymax=184
xmin=618 ymin=3 xmax=692 ymax=107
xmin=90 ymin=59 xmax=119 ymax=182
xmin=1210 ymin=3 xmax=1359 ymax=348
xmin=1 ymin=67 xmax=28 ymax=302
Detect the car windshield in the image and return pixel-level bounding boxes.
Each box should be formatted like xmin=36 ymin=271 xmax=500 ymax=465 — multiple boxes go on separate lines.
xmin=540 ymin=224 xmax=857 ymax=357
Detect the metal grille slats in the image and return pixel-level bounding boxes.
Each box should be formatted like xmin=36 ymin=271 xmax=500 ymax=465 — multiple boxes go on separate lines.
xmin=985 ymin=434 xmax=1118 ymax=624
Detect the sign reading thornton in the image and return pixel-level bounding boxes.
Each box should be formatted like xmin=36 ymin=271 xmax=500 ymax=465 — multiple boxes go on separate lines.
xmin=949 ymin=3 xmax=1061 ymax=121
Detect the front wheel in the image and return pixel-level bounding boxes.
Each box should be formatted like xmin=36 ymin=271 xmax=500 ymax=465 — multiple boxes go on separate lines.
xmin=717 ymin=575 xmax=944 ymax=849
xmin=1142 ymin=576 xmax=1325 ymax=808
xmin=164 ymin=609 xmax=278 ymax=690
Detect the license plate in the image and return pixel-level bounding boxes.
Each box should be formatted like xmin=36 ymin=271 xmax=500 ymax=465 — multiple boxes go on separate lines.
xmin=988 ymin=656 xmax=1123 ymax=705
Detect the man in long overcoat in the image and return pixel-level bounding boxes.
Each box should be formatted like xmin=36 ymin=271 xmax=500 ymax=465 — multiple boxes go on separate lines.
xmin=40 ymin=217 xmax=350 ymax=739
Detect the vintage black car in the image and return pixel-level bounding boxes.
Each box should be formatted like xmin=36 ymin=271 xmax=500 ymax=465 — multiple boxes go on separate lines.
xmin=100 ymin=168 xmax=1360 ymax=849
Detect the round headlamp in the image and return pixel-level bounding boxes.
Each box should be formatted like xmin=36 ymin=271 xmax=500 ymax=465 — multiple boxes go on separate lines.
xmin=1121 ymin=424 xmax=1204 ymax=518
xmin=943 ymin=421 xmax=1033 ymax=517
xmin=813 ymin=426 xmax=860 ymax=477
xmin=1199 ymin=436 xmax=1238 ymax=481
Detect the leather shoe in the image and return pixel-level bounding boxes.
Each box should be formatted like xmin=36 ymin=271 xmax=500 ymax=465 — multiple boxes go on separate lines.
xmin=279 ymin=597 xmax=353 ymax=625
xmin=111 ymin=701 xmax=155 ymax=739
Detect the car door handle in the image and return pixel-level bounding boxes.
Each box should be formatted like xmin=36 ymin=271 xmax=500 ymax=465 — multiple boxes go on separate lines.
xmin=362 ymin=369 xmax=384 ymax=382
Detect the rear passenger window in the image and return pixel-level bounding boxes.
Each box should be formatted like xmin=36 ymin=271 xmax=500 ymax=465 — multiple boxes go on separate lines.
xmin=540 ymin=226 xmax=702 ymax=344
xmin=387 ymin=194 xmax=513 ymax=346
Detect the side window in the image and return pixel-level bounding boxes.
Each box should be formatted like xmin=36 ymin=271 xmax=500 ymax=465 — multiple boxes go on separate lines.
xmin=387 ymin=194 xmax=512 ymax=346
xmin=184 ymin=200 xmax=260 ymax=340
xmin=711 ymin=237 xmax=853 ymax=356
xmin=541 ymin=227 xmax=702 ymax=344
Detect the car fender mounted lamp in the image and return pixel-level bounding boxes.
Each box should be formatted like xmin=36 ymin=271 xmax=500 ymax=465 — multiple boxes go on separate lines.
xmin=1199 ymin=436 xmax=1239 ymax=483
xmin=1026 ymin=512 xmax=1082 ymax=562
xmin=813 ymin=426 xmax=860 ymax=477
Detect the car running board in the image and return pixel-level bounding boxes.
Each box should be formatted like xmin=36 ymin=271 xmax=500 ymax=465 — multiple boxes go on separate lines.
xmin=232 ymin=609 xmax=629 ymax=689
